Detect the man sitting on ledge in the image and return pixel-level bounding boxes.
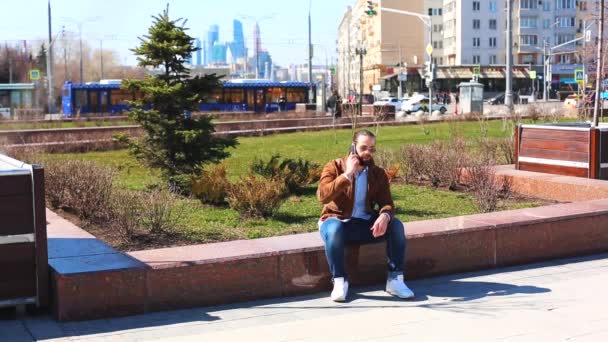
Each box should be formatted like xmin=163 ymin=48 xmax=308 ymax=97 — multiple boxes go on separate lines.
xmin=317 ymin=129 xmax=414 ymax=302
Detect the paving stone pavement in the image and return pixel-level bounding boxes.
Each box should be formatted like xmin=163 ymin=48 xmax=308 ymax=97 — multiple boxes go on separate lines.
xmin=2 ymin=253 xmax=608 ymax=342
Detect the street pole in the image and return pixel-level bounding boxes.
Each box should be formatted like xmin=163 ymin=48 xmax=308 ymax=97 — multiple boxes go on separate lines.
xmin=79 ymin=23 xmax=83 ymax=83
xmin=100 ymin=40 xmax=104 ymax=80
xmin=593 ymin=0 xmax=605 ymax=127
xmin=543 ymin=39 xmax=548 ymax=101
xmin=428 ymin=28 xmax=433 ymax=110
xmin=505 ymin=0 xmax=513 ymax=110
xmin=308 ymin=1 xmax=314 ymax=104
xmin=47 ymin=0 xmax=55 ymax=114
xmin=357 ymin=47 xmax=366 ymax=118
xmin=256 ymin=22 xmax=260 ymax=78
xmin=398 ymin=42 xmax=403 ymax=99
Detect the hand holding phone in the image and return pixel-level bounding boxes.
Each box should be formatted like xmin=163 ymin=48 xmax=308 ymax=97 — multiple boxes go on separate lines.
xmin=346 ymin=144 xmax=361 ymax=176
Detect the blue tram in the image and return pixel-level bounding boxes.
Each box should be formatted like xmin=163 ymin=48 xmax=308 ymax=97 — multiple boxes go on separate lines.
xmin=61 ymin=79 xmax=314 ymax=117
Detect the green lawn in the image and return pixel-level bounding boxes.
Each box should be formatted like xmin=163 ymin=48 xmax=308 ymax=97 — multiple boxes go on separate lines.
xmin=51 ymin=118 xmax=520 ymax=188
xmin=38 ymin=119 xmax=552 ymax=247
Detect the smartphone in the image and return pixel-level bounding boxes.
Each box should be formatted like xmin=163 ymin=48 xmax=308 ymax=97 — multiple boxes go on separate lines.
xmin=349 ymin=144 xmax=358 ymax=157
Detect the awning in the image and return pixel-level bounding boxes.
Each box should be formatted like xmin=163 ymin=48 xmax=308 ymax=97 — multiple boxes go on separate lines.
xmin=380 ymin=74 xmax=397 ymax=80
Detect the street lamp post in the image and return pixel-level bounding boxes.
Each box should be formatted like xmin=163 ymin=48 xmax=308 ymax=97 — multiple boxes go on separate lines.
xmin=47 ymin=0 xmax=54 ymax=114
xmin=505 ymin=0 xmax=513 ymax=110
xmin=593 ymin=0 xmax=605 ymax=127
xmin=355 ymin=47 xmax=367 ymax=119
xmin=308 ymin=1 xmax=313 ymax=103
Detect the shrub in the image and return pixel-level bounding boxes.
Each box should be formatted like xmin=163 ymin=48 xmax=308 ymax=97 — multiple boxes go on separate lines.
xmin=227 ymin=174 xmax=287 ymax=218
xmin=524 ymin=104 xmax=542 ymax=122
xmin=140 ymin=188 xmax=184 ymax=234
xmin=108 ymin=189 xmax=144 ymax=240
xmin=191 ymin=163 xmax=229 ymax=205
xmin=250 ymin=154 xmax=319 ymax=195
xmin=400 ymin=139 xmax=469 ymax=189
xmin=466 ymin=157 xmax=509 ymax=213
xmin=496 ymin=136 xmax=515 ymax=165
xmin=373 ymin=149 xmax=400 ymax=183
xmin=400 ymin=144 xmax=429 ymax=184
xmin=44 ymin=159 xmax=114 ymax=222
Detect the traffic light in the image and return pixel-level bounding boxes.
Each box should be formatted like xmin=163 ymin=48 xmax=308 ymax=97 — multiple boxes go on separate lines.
xmin=424 ymin=61 xmax=432 ymax=80
xmin=366 ymin=1 xmax=377 ymax=16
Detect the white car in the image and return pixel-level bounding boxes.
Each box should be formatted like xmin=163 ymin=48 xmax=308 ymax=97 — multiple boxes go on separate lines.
xmin=401 ymin=95 xmax=447 ymax=114
xmin=373 ymin=97 xmax=402 ymax=111
xmin=0 ymin=107 xmax=10 ymax=119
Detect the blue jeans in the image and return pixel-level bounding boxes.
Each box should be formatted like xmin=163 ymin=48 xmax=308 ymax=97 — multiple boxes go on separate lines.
xmin=320 ymin=216 xmax=406 ymax=280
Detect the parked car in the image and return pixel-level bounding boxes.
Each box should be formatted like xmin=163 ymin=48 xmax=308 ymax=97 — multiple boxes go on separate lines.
xmin=486 ymin=92 xmax=520 ymax=105
xmin=401 ymin=95 xmax=447 ymax=114
xmin=374 ymin=97 xmax=402 ymax=110
xmin=0 ymin=107 xmax=10 ymax=119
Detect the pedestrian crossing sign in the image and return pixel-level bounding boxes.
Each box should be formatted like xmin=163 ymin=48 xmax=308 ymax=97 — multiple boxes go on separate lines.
xmin=575 ymin=69 xmax=584 ymax=82
xmin=29 ymin=69 xmax=41 ymax=81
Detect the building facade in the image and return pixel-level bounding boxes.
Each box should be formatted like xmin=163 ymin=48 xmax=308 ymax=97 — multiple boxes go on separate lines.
xmin=443 ymin=0 xmax=505 ymax=66
xmin=205 ymin=25 xmax=220 ymax=65
xmin=336 ymin=0 xmax=426 ymax=97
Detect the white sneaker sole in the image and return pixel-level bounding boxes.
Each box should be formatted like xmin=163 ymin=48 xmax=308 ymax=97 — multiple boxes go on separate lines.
xmin=331 ymin=295 xmax=347 ymax=302
xmin=386 ymin=288 xmax=415 ymax=299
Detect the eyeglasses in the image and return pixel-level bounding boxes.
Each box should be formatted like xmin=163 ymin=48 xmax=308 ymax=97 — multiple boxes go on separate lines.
xmin=357 ymin=146 xmax=376 ymax=153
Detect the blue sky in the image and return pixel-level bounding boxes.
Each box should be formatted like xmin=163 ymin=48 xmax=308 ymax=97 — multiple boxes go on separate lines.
xmin=2 ymin=0 xmax=353 ymax=66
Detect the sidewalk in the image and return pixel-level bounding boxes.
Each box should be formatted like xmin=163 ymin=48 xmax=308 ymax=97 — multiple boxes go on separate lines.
xmin=3 ymin=253 xmax=608 ymax=341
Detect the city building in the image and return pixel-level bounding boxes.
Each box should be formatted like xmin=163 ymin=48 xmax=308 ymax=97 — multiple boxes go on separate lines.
xmin=336 ymin=6 xmax=353 ymax=98
xmin=443 ymin=0 xmax=505 ymax=66
xmin=195 ymin=38 xmax=202 ymax=66
xmin=205 ymin=25 xmax=219 ymax=65
xmin=427 ymin=0 xmax=444 ymax=66
xmin=230 ymin=19 xmax=247 ymax=60
xmin=212 ymin=42 xmax=227 ymax=64
xmin=336 ymin=0 xmax=426 ymax=98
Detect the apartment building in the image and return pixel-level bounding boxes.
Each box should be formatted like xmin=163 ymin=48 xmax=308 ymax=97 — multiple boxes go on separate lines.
xmin=427 ymin=0 xmax=444 ymax=66
xmin=443 ymin=0 xmax=505 ymax=66
xmin=336 ymin=0 xmax=426 ymax=97
xmin=336 ymin=6 xmax=353 ymax=98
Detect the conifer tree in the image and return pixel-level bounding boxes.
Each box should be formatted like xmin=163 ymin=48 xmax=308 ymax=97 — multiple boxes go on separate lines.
xmin=124 ymin=5 xmax=237 ymax=192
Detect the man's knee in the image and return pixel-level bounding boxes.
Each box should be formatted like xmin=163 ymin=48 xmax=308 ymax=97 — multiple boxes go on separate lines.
xmin=321 ymin=219 xmax=345 ymax=243
xmin=388 ymin=218 xmax=405 ymax=239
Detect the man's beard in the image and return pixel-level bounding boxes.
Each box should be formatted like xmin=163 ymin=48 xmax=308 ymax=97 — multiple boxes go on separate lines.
xmin=360 ymin=157 xmax=372 ymax=167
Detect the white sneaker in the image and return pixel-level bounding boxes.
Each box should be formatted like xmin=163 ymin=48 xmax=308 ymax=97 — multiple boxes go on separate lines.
xmin=331 ymin=277 xmax=349 ymax=302
xmin=386 ymin=274 xmax=414 ymax=299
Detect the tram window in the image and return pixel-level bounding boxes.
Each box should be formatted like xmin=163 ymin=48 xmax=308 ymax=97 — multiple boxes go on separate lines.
xmin=224 ymin=89 xmax=244 ymax=103
xmin=63 ymin=88 xmax=70 ymax=97
xmin=74 ymin=90 xmax=87 ymax=107
xmin=265 ymin=88 xmax=283 ymax=103
xmin=110 ymin=89 xmax=134 ymax=105
xmin=286 ymin=89 xmax=305 ymax=103
xmin=203 ymin=88 xmax=223 ymax=103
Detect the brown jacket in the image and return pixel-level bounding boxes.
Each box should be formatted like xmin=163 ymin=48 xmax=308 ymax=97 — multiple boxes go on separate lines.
xmin=317 ymin=157 xmax=395 ymax=222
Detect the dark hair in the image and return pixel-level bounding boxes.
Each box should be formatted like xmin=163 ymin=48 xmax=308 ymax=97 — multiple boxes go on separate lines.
xmin=352 ymin=129 xmax=376 ymax=143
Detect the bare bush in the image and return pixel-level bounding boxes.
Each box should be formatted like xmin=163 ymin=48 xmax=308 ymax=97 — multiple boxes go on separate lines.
xmin=523 ymin=104 xmax=542 ymax=122
xmin=375 ymin=148 xmax=400 ymax=183
xmin=400 ymin=144 xmax=429 ymax=183
xmin=108 ymin=189 xmax=143 ymax=240
xmin=140 ymin=188 xmax=184 ymax=234
xmin=441 ymin=138 xmax=470 ymax=189
xmin=496 ymin=136 xmax=515 ymax=165
xmin=227 ymin=174 xmax=287 ymax=218
xmin=44 ymin=159 xmax=115 ymax=221
xmin=466 ymin=157 xmax=507 ymax=213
